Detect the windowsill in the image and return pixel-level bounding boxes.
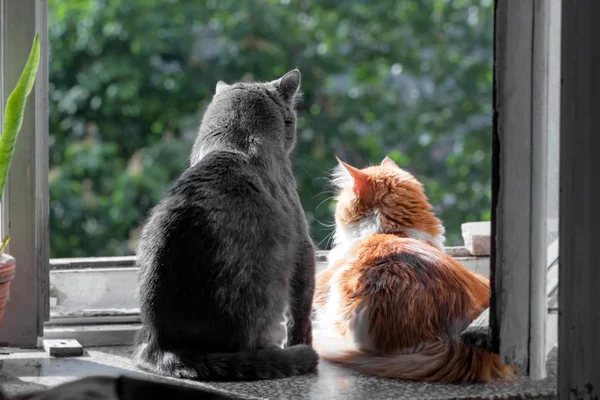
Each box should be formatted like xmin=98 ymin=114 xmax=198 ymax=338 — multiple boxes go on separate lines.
xmin=47 ymin=248 xmax=490 ymax=318
xmin=0 ymin=344 xmax=558 ymax=400
xmin=43 ymin=245 xmax=491 ymax=346
xmin=44 ymin=225 xmax=559 ymax=353
xmin=46 ymin=221 xmax=494 ymax=326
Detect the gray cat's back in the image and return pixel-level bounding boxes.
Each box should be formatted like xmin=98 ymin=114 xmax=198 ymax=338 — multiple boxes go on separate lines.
xmin=138 ymin=150 xmax=296 ymax=318
xmin=135 ymin=70 xmax=318 ymax=381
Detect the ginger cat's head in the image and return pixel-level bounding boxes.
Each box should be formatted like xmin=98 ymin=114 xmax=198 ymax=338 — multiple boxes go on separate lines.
xmin=331 ymin=156 xmax=446 ymax=251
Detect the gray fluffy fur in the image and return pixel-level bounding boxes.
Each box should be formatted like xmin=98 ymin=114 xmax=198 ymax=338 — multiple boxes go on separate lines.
xmin=134 ymin=70 xmax=319 ymax=381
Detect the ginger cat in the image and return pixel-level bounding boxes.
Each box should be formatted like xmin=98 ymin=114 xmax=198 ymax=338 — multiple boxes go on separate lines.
xmin=313 ymin=156 xmax=515 ymax=384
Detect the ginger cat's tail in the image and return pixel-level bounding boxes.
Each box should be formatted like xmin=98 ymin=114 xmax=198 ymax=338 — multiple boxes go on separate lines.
xmin=320 ymin=340 xmax=515 ymax=384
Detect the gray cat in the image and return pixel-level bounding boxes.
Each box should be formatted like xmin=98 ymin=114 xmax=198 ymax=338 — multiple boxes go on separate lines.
xmin=134 ymin=70 xmax=319 ymax=381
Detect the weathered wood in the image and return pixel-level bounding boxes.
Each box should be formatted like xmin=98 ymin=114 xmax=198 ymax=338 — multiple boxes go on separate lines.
xmin=530 ymin=0 xmax=550 ymax=379
xmin=461 ymin=222 xmax=491 ymax=256
xmin=48 ymin=248 xmax=476 ymax=270
xmin=558 ymin=0 xmax=600 ymax=398
xmin=42 ymin=338 xmax=84 ymax=357
xmin=529 ymin=0 xmax=562 ymax=380
xmin=492 ymin=0 xmax=534 ymax=375
xmin=463 ymin=242 xmax=560 ymax=355
xmin=460 ymin=308 xmax=493 ymax=352
xmin=35 ymin=0 xmax=50 ymax=328
xmin=0 ymin=0 xmax=49 ymax=347
xmin=545 ymin=258 xmax=559 ymax=358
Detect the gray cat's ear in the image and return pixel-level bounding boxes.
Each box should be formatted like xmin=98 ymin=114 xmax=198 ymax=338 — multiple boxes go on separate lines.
xmin=215 ymin=80 xmax=229 ymax=95
xmin=272 ymin=69 xmax=301 ymax=102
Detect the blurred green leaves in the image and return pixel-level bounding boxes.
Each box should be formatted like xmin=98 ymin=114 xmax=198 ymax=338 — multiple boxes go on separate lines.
xmin=48 ymin=0 xmax=493 ymax=257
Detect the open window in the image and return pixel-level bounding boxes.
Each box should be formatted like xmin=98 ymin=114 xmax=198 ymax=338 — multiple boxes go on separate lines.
xmin=41 ymin=1 xmax=500 ymax=338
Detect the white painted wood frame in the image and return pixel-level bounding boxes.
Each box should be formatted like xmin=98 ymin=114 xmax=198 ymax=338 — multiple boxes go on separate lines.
xmin=0 ymin=0 xmax=49 ymax=347
xmin=530 ymin=0 xmax=561 ymax=380
xmin=491 ymin=0 xmax=560 ymax=378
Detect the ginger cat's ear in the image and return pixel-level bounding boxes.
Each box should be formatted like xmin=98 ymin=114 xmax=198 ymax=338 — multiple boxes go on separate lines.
xmin=215 ymin=80 xmax=229 ymax=95
xmin=381 ymin=156 xmax=399 ymax=169
xmin=336 ymin=156 xmax=369 ymax=195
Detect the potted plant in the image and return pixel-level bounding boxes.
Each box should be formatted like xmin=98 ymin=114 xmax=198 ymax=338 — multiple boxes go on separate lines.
xmin=0 ymin=33 xmax=41 ymax=326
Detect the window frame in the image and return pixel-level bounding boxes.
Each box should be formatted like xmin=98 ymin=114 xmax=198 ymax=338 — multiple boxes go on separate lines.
xmin=41 ymin=248 xmax=491 ymax=347
xmin=44 ymin=248 xmax=487 ymax=326
xmin=0 ymin=0 xmax=49 ymax=347
xmin=558 ymin=0 xmax=600 ymax=396
xmin=488 ymin=0 xmax=562 ymax=379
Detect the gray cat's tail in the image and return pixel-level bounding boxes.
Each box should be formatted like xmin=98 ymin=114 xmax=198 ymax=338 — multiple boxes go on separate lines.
xmin=134 ymin=334 xmax=319 ymax=381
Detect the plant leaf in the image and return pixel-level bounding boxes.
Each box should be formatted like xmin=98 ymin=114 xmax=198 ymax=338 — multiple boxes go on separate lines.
xmin=0 ymin=235 xmax=9 ymax=255
xmin=0 ymin=33 xmax=40 ymax=198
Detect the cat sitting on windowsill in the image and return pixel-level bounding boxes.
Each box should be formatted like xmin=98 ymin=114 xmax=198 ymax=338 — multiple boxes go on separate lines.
xmin=312 ymin=157 xmax=514 ymax=384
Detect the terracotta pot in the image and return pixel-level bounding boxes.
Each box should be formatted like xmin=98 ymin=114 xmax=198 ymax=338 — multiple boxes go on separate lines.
xmin=0 ymin=253 xmax=16 ymax=327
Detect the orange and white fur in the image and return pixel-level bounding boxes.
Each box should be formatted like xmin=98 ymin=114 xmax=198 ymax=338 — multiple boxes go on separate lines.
xmin=313 ymin=156 xmax=515 ymax=384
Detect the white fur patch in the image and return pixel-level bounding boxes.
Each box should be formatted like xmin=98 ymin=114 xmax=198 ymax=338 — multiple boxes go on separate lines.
xmin=133 ymin=342 xmax=147 ymax=363
xmin=403 ymin=225 xmax=446 ymax=252
xmin=312 ymin=327 xmax=357 ymax=357
xmin=328 ymin=215 xmax=380 ymax=266
xmin=316 ymin=261 xmax=351 ymax=334
xmin=190 ymin=149 xmax=205 ymax=166
xmin=319 ymin=215 xmax=379 ymax=348
xmin=331 ymin=163 xmax=353 ymax=190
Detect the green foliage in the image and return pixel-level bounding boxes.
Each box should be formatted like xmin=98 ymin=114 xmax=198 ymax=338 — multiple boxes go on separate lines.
xmin=0 ymin=33 xmax=40 ymax=199
xmin=48 ymin=0 xmax=493 ymax=257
